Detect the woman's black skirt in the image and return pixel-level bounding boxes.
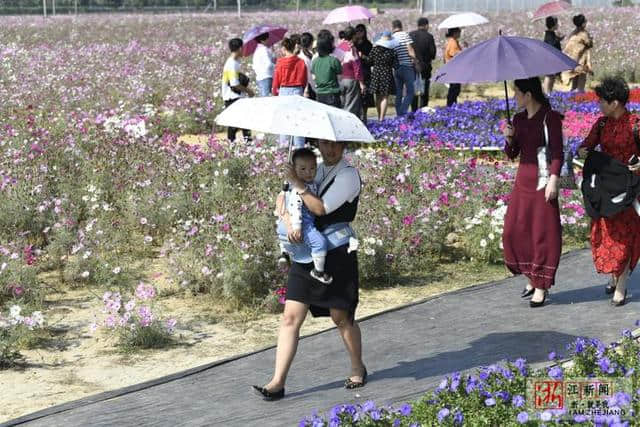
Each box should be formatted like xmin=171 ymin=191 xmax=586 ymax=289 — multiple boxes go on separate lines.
xmin=286 ymin=244 xmax=359 ymax=320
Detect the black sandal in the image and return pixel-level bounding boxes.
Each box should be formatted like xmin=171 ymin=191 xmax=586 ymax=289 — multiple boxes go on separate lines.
xmin=252 ymin=385 xmax=285 ymax=401
xmin=345 ymin=367 xmax=368 ymax=389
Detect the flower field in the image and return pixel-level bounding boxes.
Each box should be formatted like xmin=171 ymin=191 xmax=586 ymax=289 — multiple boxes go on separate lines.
xmin=1 ymin=8 xmax=640 ymax=424
xmin=300 ymin=324 xmax=640 ymax=426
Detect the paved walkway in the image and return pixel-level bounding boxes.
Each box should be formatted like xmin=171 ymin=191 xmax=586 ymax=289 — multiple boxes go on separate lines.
xmin=5 ymin=249 xmax=639 ymax=427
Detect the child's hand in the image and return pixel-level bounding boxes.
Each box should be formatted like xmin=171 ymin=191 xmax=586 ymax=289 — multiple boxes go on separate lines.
xmin=288 ymin=229 xmax=302 ymax=243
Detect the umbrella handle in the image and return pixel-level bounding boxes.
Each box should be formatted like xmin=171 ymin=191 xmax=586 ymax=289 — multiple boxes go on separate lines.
xmin=503 ymin=80 xmax=511 ymax=124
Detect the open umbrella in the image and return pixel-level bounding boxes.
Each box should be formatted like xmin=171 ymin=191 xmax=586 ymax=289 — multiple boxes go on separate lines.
xmin=432 ymin=33 xmax=578 ymax=121
xmin=215 ymin=95 xmax=374 ymax=158
xmin=242 ymin=25 xmax=288 ymax=56
xmin=531 ymin=0 xmax=572 ymax=22
xmin=437 ymin=12 xmax=489 ymax=30
xmin=323 ymin=5 xmax=374 ymax=25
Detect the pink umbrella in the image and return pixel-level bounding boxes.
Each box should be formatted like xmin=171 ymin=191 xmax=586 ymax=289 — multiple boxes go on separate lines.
xmin=323 ymin=5 xmax=374 ymax=25
xmin=242 ymin=25 xmax=288 ymax=56
xmin=531 ymin=0 xmax=572 ymax=22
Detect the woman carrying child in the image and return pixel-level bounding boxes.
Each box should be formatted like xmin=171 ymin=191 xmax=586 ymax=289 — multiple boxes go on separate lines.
xmin=252 ymin=139 xmax=366 ymax=400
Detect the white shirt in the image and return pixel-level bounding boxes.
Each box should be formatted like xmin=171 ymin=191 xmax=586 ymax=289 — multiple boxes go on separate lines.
xmin=316 ymin=159 xmax=361 ymax=214
xmin=252 ymin=43 xmax=274 ymax=81
xmin=298 ymin=52 xmax=316 ymax=90
xmin=392 ymin=31 xmax=414 ymax=66
xmin=221 ymin=56 xmax=242 ymax=101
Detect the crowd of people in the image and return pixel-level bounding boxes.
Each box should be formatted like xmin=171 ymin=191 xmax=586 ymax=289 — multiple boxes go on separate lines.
xmin=234 ymin=13 xmax=638 ymax=404
xmin=221 ymin=17 xmax=440 ymax=142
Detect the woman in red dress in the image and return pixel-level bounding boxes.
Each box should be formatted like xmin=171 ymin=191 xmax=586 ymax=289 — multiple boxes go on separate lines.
xmin=578 ymin=77 xmax=640 ymax=306
xmin=502 ymin=77 xmax=564 ymax=308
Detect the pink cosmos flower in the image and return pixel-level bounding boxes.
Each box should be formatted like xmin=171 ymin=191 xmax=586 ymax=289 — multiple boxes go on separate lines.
xmin=402 ymin=215 xmax=416 ymax=226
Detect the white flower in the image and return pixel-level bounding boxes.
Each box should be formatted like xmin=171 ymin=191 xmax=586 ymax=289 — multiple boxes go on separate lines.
xmin=9 ymin=305 xmax=21 ymax=319
xmin=140 ymin=217 xmax=148 ymax=225
xmin=31 ymin=311 xmax=44 ymax=327
xmin=81 ymin=271 xmax=90 ymax=278
xmin=364 ymin=248 xmax=375 ymax=256
xmin=201 ymin=266 xmax=212 ymax=275
xmin=82 ymin=251 xmax=92 ymax=259
xmin=242 ymin=253 xmax=250 ymax=260
xmin=480 ymin=239 xmax=488 ymax=248
xmin=112 ymin=267 xmax=121 ymax=274
xmin=144 ymin=236 xmax=153 ymax=244
xmin=488 ymin=233 xmax=495 ymax=240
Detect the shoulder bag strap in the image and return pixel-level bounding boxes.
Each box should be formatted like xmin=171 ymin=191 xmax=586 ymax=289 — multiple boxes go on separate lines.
xmin=597 ymin=117 xmax=608 ymax=143
xmin=543 ymin=112 xmax=549 ymax=148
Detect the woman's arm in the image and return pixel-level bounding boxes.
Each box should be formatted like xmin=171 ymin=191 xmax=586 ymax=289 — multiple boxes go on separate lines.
xmin=502 ymin=118 xmax=520 ymax=160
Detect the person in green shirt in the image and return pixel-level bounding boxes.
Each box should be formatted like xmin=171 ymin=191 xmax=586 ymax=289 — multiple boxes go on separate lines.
xmin=311 ymin=35 xmax=342 ymax=108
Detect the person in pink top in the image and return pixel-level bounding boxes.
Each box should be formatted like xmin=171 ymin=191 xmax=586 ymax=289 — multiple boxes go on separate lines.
xmin=336 ymin=26 xmax=365 ymax=118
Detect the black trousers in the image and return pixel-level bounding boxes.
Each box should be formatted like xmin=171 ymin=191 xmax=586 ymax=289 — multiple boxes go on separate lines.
xmin=446 ymin=83 xmax=461 ymax=107
xmin=316 ymin=92 xmax=342 ymax=108
xmin=411 ymin=69 xmax=432 ymax=111
xmin=224 ymin=99 xmax=251 ymax=141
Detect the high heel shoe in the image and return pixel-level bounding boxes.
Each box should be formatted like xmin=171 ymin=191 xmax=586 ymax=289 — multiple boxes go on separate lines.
xmin=252 ymin=385 xmax=285 ymax=401
xmin=345 ymin=367 xmax=368 ymax=389
xmin=611 ymin=289 xmax=628 ymax=307
xmin=605 ymin=278 xmax=616 ymax=295
xmin=529 ymin=290 xmax=548 ymax=308
xmin=521 ymin=287 xmax=534 ymax=298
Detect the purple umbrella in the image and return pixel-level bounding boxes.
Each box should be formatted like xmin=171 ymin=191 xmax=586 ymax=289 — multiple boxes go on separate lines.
xmin=433 ymin=33 xmax=578 ymax=121
xmin=242 ymin=25 xmax=288 ymax=56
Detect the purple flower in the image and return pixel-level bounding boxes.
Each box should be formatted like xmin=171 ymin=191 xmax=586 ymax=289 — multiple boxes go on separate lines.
xmin=398 ymin=403 xmax=412 ymax=416
xmin=437 ymin=407 xmax=450 ymax=422
xmin=484 ymin=398 xmax=496 ymax=406
xmin=362 ymin=400 xmax=376 ymax=413
xmin=574 ymin=414 xmax=589 ymax=423
xmin=453 ymin=410 xmax=464 ymax=425
xmin=548 ymin=351 xmax=556 ymax=361
xmin=614 ymin=391 xmax=631 ymax=407
xmin=622 ymin=329 xmax=632 ymax=339
xmin=598 ymin=357 xmax=615 ymax=374
xmin=512 ymin=395 xmax=525 ymax=408
xmin=517 ymin=412 xmax=529 ymax=424
xmin=496 ymin=390 xmax=511 ymax=401
xmin=548 ymin=366 xmax=563 ymax=380
xmin=370 ymin=410 xmax=381 ymax=421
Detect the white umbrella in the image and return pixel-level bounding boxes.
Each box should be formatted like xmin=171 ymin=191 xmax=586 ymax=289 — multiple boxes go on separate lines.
xmin=215 ymin=95 xmax=375 ymax=143
xmin=437 ymin=12 xmax=489 ymax=30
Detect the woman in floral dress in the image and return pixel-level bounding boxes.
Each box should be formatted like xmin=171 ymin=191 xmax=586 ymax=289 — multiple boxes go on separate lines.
xmin=502 ymin=77 xmax=564 ymax=308
xmin=578 ymin=77 xmax=640 ymax=306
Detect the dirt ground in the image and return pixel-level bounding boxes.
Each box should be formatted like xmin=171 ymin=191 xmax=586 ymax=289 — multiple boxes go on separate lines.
xmin=0 ymin=260 xmax=507 ymax=422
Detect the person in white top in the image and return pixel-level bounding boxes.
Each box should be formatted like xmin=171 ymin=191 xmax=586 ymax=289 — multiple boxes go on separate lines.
xmin=298 ymin=32 xmax=317 ymax=99
xmin=221 ymin=38 xmax=254 ymax=141
xmin=252 ymin=33 xmax=275 ymax=97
